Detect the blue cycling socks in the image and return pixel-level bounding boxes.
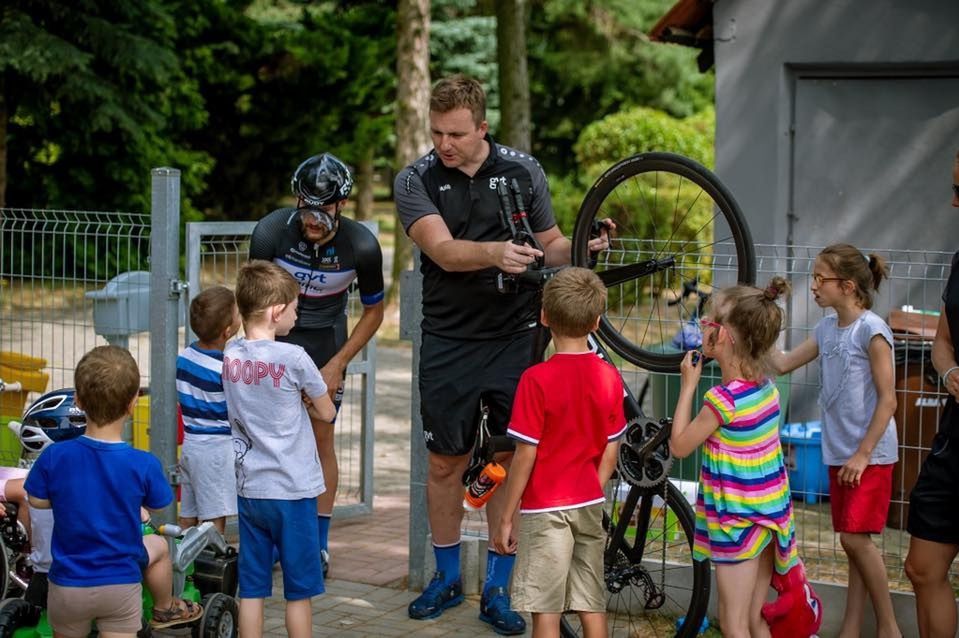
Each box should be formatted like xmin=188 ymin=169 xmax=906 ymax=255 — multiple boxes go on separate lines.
xmin=317 ymin=514 xmax=332 ymax=552
xmin=484 ymin=550 xmax=515 ymax=593
xmin=434 ymin=542 xmax=461 ymax=584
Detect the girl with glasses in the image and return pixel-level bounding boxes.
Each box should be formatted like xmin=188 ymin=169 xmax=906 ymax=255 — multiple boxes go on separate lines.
xmin=670 ymin=276 xmax=807 ymax=637
xmin=770 ymin=243 xmax=900 ymax=638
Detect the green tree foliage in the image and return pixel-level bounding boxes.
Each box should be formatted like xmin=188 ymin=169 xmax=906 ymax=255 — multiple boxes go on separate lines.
xmin=549 ymin=106 xmax=714 ymax=230
xmin=183 ymin=1 xmax=396 ymax=219
xmin=430 ymin=1 xmax=500 ymax=132
xmin=1 ymin=1 xmax=211 ymax=217
xmin=575 ymin=106 xmax=714 ymax=175
xmin=2 ymin=1 xmax=395 ymax=224
xmin=528 ymin=0 xmax=713 ymax=174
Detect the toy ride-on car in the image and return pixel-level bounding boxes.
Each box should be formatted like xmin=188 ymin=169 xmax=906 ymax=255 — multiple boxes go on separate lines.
xmin=0 ymin=390 xmax=240 ymax=637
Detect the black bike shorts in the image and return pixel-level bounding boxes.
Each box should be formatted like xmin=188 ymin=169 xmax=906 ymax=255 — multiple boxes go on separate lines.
xmin=278 ymin=316 xmax=348 ymax=371
xmin=278 ymin=319 xmax=348 ymax=420
xmin=419 ymin=331 xmax=535 ymax=456
xmin=908 ymin=402 xmax=959 ymax=544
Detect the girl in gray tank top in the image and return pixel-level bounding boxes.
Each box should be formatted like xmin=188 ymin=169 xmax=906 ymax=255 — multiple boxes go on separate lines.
xmin=769 ymin=243 xmax=900 ymax=638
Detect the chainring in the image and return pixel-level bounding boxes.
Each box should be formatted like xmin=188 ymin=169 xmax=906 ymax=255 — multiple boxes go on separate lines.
xmin=616 ymin=417 xmax=674 ymax=490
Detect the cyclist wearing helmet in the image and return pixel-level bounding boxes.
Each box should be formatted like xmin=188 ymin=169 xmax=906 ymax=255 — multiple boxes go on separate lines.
xmin=249 ymin=152 xmax=384 ymax=576
xmin=394 ymin=75 xmax=610 ymax=634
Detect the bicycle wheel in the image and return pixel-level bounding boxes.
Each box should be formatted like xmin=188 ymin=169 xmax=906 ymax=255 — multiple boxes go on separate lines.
xmin=559 ymin=479 xmax=710 ymax=638
xmin=572 ymin=152 xmax=756 ymax=372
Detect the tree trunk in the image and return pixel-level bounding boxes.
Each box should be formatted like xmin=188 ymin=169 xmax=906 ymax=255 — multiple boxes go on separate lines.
xmin=495 ymin=0 xmax=531 ymax=152
xmin=353 ymin=143 xmax=375 ymax=221
xmin=388 ymin=0 xmax=431 ymax=306
xmin=0 ymin=89 xmax=7 ymax=209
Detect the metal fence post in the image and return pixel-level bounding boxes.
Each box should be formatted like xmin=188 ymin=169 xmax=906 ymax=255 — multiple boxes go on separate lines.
xmin=149 ymin=168 xmax=183 ymax=523
xmin=401 ymin=249 xmax=427 ymax=591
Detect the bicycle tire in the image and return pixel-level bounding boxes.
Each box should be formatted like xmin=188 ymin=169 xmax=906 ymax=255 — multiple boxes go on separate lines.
xmin=572 ymin=152 xmax=756 ymax=372
xmin=559 ymin=479 xmax=710 ymax=638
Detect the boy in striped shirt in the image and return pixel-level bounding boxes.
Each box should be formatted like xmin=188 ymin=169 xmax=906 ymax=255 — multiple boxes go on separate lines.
xmin=176 ymin=285 xmax=241 ymax=534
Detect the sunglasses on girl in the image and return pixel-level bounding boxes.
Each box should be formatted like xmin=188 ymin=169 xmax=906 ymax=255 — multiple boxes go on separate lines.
xmin=700 ymin=317 xmax=735 ymax=344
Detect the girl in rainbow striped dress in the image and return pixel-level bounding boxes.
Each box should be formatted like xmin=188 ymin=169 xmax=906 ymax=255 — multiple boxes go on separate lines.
xmin=670 ymin=277 xmax=799 ymax=637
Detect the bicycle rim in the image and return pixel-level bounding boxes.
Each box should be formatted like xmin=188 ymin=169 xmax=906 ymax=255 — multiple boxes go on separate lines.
xmin=572 ymin=152 xmax=756 ymax=373
xmin=559 ymin=479 xmax=710 ymax=638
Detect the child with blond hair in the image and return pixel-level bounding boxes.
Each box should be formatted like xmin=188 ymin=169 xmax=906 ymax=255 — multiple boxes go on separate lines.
xmin=223 ymin=260 xmax=336 ymax=638
xmin=671 ymin=278 xmax=800 ymax=637
xmin=492 ymin=267 xmax=626 ymax=638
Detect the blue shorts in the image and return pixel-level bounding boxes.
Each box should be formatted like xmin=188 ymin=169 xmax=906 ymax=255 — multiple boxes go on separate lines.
xmin=237 ymin=497 xmax=323 ymax=601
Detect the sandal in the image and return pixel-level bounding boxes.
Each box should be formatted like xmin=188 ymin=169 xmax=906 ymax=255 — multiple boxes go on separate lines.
xmin=151 ymin=598 xmax=204 ymax=629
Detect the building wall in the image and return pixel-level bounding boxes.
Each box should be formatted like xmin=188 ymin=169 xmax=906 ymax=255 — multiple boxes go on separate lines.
xmin=712 ymin=0 xmax=959 ymax=253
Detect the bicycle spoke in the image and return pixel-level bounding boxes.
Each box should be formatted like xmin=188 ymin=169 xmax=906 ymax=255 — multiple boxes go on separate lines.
xmin=572 ymin=153 xmax=755 ymax=372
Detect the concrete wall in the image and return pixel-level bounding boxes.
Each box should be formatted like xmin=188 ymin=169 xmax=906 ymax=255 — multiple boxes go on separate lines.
xmin=712 ymin=0 xmax=959 ymax=250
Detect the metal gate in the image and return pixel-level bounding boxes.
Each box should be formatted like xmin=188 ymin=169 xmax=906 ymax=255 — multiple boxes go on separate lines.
xmin=185 ymin=221 xmax=376 ymax=518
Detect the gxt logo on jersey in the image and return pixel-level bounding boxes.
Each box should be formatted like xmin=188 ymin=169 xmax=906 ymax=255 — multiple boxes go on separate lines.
xmin=488 ymin=176 xmax=506 ymax=190
xmin=294 ymin=271 xmax=328 ymax=285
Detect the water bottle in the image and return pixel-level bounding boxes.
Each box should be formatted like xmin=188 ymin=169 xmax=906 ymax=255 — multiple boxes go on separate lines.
xmin=463 ymin=462 xmax=507 ymax=511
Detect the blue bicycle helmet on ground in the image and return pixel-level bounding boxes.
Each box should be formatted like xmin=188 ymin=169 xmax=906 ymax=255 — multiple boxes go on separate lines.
xmin=16 ymin=389 xmax=87 ymax=453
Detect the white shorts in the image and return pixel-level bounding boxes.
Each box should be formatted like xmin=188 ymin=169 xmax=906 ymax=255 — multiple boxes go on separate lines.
xmin=179 ymin=435 xmax=238 ymax=520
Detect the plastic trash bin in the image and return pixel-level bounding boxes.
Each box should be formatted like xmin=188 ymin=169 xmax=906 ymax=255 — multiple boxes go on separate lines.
xmin=780 ymin=420 xmax=830 ymax=504
xmin=888 ymin=337 xmax=946 ymax=529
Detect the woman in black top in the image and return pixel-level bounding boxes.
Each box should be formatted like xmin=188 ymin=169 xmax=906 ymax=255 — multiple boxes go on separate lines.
xmin=904 ymin=150 xmax=959 ymax=638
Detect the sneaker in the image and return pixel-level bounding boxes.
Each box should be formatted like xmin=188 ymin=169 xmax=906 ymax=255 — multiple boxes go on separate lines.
xmin=479 ymin=587 xmax=526 ymax=635
xmin=320 ymin=549 xmax=330 ymax=578
xmin=408 ymin=571 xmax=464 ymax=620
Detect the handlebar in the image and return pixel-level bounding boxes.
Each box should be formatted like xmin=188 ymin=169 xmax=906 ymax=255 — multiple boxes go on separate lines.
xmin=496 ymin=178 xmax=551 ymax=294
xmin=668 ymin=278 xmax=710 ymax=306
xmin=0 ymin=380 xmax=22 ymax=393
xmin=155 ymin=523 xmax=183 ymax=537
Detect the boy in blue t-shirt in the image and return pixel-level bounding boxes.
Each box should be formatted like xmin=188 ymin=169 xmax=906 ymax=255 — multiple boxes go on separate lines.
xmin=25 ymin=346 xmax=202 ymax=637
xmin=223 ymin=260 xmax=336 ymax=638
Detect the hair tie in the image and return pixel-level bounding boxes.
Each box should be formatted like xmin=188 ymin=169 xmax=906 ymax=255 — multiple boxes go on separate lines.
xmin=764 ymin=285 xmax=777 ymax=300
xmin=863 ymin=253 xmax=871 ymax=265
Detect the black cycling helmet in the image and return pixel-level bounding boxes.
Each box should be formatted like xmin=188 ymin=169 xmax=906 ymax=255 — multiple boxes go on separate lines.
xmin=291 ymin=153 xmax=353 ymax=208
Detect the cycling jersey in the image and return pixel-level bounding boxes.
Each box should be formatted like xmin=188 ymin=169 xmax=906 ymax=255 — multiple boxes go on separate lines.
xmin=394 ymin=134 xmax=556 ymax=340
xmin=248 ymin=209 xmax=385 ymax=331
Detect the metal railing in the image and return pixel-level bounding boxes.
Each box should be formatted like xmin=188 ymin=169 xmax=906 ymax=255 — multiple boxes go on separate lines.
xmin=406 ymin=241 xmax=956 ymax=594
xmin=0 ymin=207 xmax=153 ymax=456
xmin=0 ymin=192 xmax=377 ymax=521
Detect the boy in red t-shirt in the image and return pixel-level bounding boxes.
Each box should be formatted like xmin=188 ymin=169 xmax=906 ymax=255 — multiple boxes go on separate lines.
xmin=491 ymin=267 xmax=627 ymax=638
